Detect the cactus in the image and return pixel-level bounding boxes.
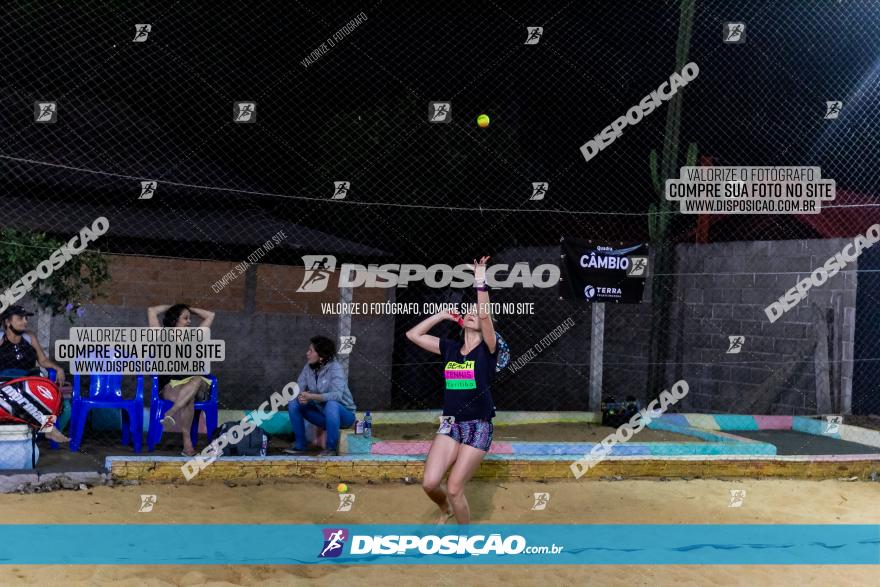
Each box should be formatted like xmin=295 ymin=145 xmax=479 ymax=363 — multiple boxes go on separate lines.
xmin=648 ymin=133 xmax=698 ymax=241
xmin=647 ymin=141 xmax=698 ymax=242
xmin=645 ymin=0 xmax=698 ymax=399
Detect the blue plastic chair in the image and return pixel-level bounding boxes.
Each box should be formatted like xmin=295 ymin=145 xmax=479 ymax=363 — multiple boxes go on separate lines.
xmin=147 ymin=375 xmax=218 ymax=451
xmin=69 ymin=373 xmax=145 ymax=452
xmin=44 ymin=368 xmax=61 ymax=449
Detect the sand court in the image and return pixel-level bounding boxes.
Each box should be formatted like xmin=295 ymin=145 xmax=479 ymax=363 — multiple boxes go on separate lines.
xmin=0 ymin=478 xmax=878 ymax=584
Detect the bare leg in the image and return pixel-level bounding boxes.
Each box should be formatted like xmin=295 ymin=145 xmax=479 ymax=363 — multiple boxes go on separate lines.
xmin=162 ymin=379 xmax=202 ymax=420
xmin=161 ymin=379 xmax=205 ymax=455
xmin=177 ymin=401 xmax=196 ymax=455
xmin=44 ymin=427 xmax=69 ymax=443
xmin=422 ymin=434 xmax=460 ymax=524
xmin=445 ymin=444 xmax=488 ymax=525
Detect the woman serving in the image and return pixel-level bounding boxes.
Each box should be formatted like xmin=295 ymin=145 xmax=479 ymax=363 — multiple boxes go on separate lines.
xmin=406 ymin=256 xmax=497 ymax=525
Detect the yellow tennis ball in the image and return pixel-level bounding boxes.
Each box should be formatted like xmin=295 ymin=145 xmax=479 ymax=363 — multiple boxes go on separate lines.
xmin=337 ymin=483 xmax=349 ymax=493
xmin=477 ymin=114 xmax=490 ymax=128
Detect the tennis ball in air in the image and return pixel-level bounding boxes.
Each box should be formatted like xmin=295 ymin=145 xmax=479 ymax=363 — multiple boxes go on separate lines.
xmin=337 ymin=483 xmax=349 ymax=493
xmin=477 ymin=114 xmax=490 ymax=128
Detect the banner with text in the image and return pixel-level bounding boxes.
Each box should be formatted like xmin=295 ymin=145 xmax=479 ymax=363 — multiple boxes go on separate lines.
xmin=559 ymin=239 xmax=648 ymax=303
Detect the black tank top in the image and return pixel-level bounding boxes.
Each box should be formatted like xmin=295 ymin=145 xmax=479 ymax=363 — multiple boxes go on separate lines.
xmin=0 ymin=335 xmax=38 ymax=371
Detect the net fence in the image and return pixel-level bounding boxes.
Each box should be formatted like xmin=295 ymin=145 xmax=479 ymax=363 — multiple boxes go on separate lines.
xmin=1 ymin=0 xmax=879 ymax=466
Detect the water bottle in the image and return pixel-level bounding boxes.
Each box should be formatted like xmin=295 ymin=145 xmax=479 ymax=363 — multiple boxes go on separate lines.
xmin=363 ymin=411 xmax=372 ymax=438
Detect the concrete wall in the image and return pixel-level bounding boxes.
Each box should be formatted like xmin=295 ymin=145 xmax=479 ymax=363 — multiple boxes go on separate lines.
xmin=546 ymin=238 xmax=857 ymax=416
xmin=486 ymin=246 xmax=593 ymax=411
xmin=601 ymin=255 xmax=654 ymax=404
xmin=665 ymin=239 xmax=856 ymax=415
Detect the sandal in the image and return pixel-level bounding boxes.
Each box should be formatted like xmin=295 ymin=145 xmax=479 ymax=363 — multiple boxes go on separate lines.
xmin=181 ymin=450 xmax=197 ymax=457
xmin=161 ymin=414 xmax=176 ymax=428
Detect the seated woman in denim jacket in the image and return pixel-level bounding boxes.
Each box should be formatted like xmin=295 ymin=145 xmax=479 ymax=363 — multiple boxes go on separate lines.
xmin=285 ymin=336 xmax=357 ymax=456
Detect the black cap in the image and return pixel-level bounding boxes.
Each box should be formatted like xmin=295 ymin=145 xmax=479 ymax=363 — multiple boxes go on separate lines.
xmin=0 ymin=305 xmax=35 ymax=321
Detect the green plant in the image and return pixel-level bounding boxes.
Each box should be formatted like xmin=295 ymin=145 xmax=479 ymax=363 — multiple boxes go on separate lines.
xmin=0 ymin=228 xmax=111 ymax=323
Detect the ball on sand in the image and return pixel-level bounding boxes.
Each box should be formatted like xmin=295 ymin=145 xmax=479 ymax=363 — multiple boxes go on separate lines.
xmin=477 ymin=114 xmax=490 ymax=128
xmin=337 ymin=483 xmax=349 ymax=493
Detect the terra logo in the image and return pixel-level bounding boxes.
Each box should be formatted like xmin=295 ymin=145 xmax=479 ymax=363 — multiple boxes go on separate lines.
xmin=319 ymin=528 xmax=348 ymax=558
xmin=584 ymin=285 xmax=596 ymax=300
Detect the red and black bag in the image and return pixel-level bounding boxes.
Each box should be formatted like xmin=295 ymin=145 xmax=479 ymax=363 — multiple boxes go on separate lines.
xmin=0 ymin=376 xmax=62 ymax=431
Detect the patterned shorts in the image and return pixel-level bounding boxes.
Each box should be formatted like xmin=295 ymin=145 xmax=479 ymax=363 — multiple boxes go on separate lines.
xmin=437 ymin=418 xmax=493 ymax=452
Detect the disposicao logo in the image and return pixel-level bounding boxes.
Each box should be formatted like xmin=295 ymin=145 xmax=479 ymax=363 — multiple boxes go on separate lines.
xmin=319 ymin=528 xmax=348 ymax=558
xmin=297 ymin=255 xmax=559 ymax=292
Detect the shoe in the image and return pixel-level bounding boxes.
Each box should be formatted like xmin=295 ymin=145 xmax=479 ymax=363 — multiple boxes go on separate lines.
xmin=318 ymin=449 xmax=338 ymax=457
xmin=161 ymin=414 xmax=176 ymax=428
xmin=283 ymin=447 xmax=308 ymax=455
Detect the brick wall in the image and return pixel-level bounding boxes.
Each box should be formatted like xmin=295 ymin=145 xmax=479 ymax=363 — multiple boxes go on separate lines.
xmin=42 ymin=239 xmax=857 ymax=415
xmin=48 ymin=254 xmax=392 ymax=412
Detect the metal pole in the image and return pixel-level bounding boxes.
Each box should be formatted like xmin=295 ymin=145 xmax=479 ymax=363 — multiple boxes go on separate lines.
xmin=590 ymin=302 xmax=605 ymax=411
xmin=337 ymin=286 xmax=353 ymax=378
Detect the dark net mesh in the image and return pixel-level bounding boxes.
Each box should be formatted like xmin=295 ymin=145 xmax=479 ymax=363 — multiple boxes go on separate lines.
xmin=1 ymin=0 xmax=878 ymax=465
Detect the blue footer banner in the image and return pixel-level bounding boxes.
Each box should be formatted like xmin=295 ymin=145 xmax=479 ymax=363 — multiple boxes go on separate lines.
xmin=1 ymin=525 xmax=878 ymax=564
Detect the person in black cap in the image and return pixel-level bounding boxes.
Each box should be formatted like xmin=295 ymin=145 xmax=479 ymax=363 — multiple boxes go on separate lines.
xmin=0 ymin=305 xmax=69 ymax=442
xmin=0 ymin=305 xmax=66 ymax=387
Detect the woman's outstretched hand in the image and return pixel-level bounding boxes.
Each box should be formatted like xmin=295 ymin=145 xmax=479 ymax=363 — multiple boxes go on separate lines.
xmin=469 ymin=256 xmax=491 ymax=285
